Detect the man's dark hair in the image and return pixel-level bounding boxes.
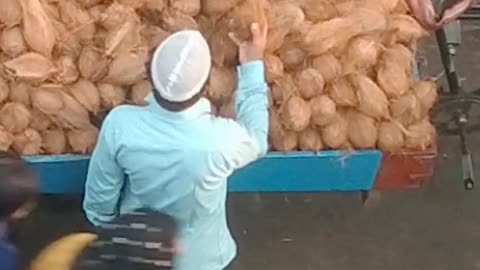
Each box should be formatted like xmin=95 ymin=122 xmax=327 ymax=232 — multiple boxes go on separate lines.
xmin=74 ymin=209 xmax=178 ymax=270
xmin=0 ymin=151 xmax=38 ymax=220
xmin=145 ymin=60 xmax=205 ymax=112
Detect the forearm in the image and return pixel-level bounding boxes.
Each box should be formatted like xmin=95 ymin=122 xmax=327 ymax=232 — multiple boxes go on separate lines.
xmin=234 ymin=61 xmax=269 ymax=156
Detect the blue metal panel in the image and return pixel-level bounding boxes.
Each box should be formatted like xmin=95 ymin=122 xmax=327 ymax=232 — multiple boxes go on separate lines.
xmin=26 ymin=151 xmax=382 ymax=194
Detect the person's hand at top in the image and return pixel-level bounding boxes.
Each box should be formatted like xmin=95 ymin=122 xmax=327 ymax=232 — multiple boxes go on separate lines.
xmin=228 ymin=1 xmax=268 ymax=65
xmin=406 ymin=0 xmax=474 ymax=30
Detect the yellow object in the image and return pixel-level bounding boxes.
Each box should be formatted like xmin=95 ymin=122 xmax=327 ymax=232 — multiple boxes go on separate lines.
xmin=30 ymin=233 xmax=97 ymax=270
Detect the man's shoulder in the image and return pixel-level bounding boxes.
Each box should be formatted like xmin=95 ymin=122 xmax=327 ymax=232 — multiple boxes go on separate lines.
xmin=104 ymin=105 xmax=146 ymax=124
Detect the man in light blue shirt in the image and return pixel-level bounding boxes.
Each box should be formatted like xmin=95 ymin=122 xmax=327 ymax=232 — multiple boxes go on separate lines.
xmin=83 ymin=20 xmax=269 ymax=270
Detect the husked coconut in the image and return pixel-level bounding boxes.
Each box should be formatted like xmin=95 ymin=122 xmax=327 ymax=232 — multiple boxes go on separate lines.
xmin=0 ymin=0 xmax=22 ymax=27
xmin=390 ymin=93 xmax=422 ymax=126
xmin=295 ymin=69 xmax=325 ymax=99
xmin=13 ymin=128 xmax=42 ymax=156
xmin=9 ymin=82 xmax=30 ymax=106
xmin=281 ymin=96 xmax=311 ymax=132
xmin=265 ymin=54 xmax=284 ymax=83
xmin=30 ymin=109 xmax=52 ymax=131
xmin=0 ymin=78 xmax=9 ymax=104
xmin=141 ymin=25 xmax=170 ymax=51
xmin=349 ymin=74 xmax=389 ymax=119
xmin=19 ymin=0 xmax=57 ymax=56
xmin=271 ymin=75 xmax=296 ymax=106
xmin=97 ymin=83 xmax=126 ymax=109
xmin=299 ymin=127 xmax=323 ymax=152
xmin=377 ymin=57 xmax=410 ymax=98
xmin=345 ymin=7 xmax=387 ymax=33
xmin=101 ymin=2 xmax=137 ymax=30
xmin=87 ymin=4 xmax=106 ymax=20
xmin=58 ymin=0 xmax=96 ymax=41
xmin=377 ymin=121 xmax=405 ymax=152
xmin=131 ymin=80 xmax=152 ymax=105
xmin=4 ymin=52 xmax=56 ymax=82
xmin=105 ymin=49 xmax=148 ymax=86
xmin=342 ymin=35 xmax=381 ymax=73
xmin=405 ymin=118 xmax=435 ymax=151
xmin=201 ymin=0 xmax=240 ymax=15
xmin=78 ymin=46 xmax=109 ymax=82
xmin=0 ymin=27 xmax=26 ymax=57
xmin=278 ymin=44 xmax=306 ymax=70
xmin=346 ymin=110 xmax=377 ymax=149
xmin=327 ymin=77 xmax=357 ymax=107
xmin=310 ymin=95 xmax=336 ymax=126
xmin=169 ymin=0 xmax=201 ymax=16
xmin=311 ymin=53 xmax=342 ymax=83
xmin=105 ymin=19 xmax=142 ymax=57
xmin=161 ymin=8 xmax=198 ymax=32
xmin=56 ymin=92 xmax=90 ymax=129
xmin=0 ymin=102 xmax=31 ymax=133
xmin=0 ymin=125 xmax=13 ymax=151
xmin=30 ymin=85 xmax=64 ymax=115
xmin=301 ymin=0 xmax=336 ymax=22
xmin=41 ymin=128 xmax=67 ymax=155
xmin=55 ymin=56 xmax=79 ymax=84
xmin=267 ymin=0 xmax=305 ymax=52
xmin=206 ymin=66 xmax=236 ymax=104
xmin=78 ymin=0 xmax=103 ymax=8
xmin=208 ymin=24 xmax=238 ymax=67
xmin=68 ymin=80 xmax=101 ymax=114
xmin=388 ymin=14 xmax=425 ymax=46
xmin=322 ymin=112 xmax=348 ymax=149
xmin=227 ymin=0 xmax=268 ymax=41
xmin=67 ymin=124 xmax=98 ymax=154
xmin=413 ymin=80 xmax=438 ymax=114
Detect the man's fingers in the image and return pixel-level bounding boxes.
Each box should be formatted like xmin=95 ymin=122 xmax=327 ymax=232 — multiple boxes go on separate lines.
xmin=228 ymin=32 xmax=242 ymax=46
xmin=250 ymin=23 xmax=262 ymax=41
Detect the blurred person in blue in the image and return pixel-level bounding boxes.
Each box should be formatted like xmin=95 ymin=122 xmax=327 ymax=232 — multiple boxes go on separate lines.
xmin=83 ymin=9 xmax=269 ymax=270
xmin=0 ymin=151 xmax=38 ymax=270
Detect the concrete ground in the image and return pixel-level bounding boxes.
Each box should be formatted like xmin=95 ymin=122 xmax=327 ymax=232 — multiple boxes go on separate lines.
xmin=13 ymin=21 xmax=480 ymax=270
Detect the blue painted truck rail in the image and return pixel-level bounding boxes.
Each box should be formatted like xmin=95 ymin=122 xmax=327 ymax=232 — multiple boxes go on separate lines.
xmin=25 ymin=150 xmax=383 ymax=194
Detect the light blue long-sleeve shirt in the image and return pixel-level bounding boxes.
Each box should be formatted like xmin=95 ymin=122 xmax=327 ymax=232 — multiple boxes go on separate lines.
xmin=83 ymin=61 xmax=269 ymax=270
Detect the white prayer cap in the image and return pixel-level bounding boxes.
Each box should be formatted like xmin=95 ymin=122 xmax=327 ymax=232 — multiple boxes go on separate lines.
xmin=150 ymin=30 xmax=212 ymax=102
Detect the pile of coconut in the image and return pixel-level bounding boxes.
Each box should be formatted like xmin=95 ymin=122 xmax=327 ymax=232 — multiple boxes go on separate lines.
xmin=0 ymin=0 xmax=436 ymax=156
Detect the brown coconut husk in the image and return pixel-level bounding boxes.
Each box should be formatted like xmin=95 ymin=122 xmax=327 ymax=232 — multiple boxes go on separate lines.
xmin=269 ymin=109 xmax=298 ymax=152
xmin=346 ymin=109 xmax=377 ymax=149
xmin=41 ymin=128 xmax=67 ymax=155
xmin=345 ymin=7 xmax=387 ymax=33
xmin=30 ymin=84 xmax=64 ymax=115
xmin=101 ymin=2 xmax=137 ymax=30
xmin=301 ymin=0 xmax=336 ymax=22
xmin=78 ymin=0 xmax=103 ymax=9
xmin=321 ymin=111 xmax=348 ymax=149
xmin=3 ymin=52 xmax=56 ymax=82
xmin=67 ymin=124 xmax=98 ymax=154
xmin=55 ymin=55 xmax=79 ymax=84
xmin=18 ymin=0 xmax=57 ymax=56
xmin=295 ymin=68 xmax=325 ymax=100
xmin=30 ymin=109 xmax=52 ymax=131
xmin=218 ymin=99 xmax=236 ymax=119
xmin=0 ymin=102 xmax=31 ymax=133
xmin=0 ymin=78 xmax=9 ymax=104
xmin=13 ymin=128 xmax=42 ymax=156
xmin=311 ymin=53 xmax=342 ymax=83
xmin=130 ymin=79 xmax=152 ymax=105
xmin=277 ymin=44 xmax=306 ymax=70
xmin=68 ymin=80 xmax=101 ymax=114
xmin=405 ymin=118 xmax=436 ymax=151
xmin=205 ymin=66 xmax=236 ymax=104
xmin=141 ymin=25 xmax=170 ymax=52
xmin=342 ymin=34 xmax=381 ymax=73
xmin=271 ymin=74 xmax=297 ymax=106
xmin=161 ymin=8 xmax=198 ymax=32
xmin=303 ymin=17 xmax=361 ymax=56
xmin=390 ymin=93 xmax=423 ymax=126
xmin=87 ymin=4 xmax=106 ymax=20
xmin=0 ymin=0 xmax=22 ymax=27
xmin=377 ymin=120 xmax=405 ymax=152
xmin=412 ymin=79 xmax=438 ymax=115
xmin=227 ymin=0 xmax=268 ymax=41
xmin=9 ymin=82 xmax=30 ymax=106
xmin=349 ymin=73 xmax=389 ymax=119
xmin=310 ymin=95 xmax=337 ymax=127
xmin=105 ymin=49 xmax=148 ymax=86
xmin=105 ymin=18 xmax=142 ymax=57
xmin=0 ymin=26 xmax=26 ymax=57
xmin=201 ymin=0 xmax=240 ymax=15
xmin=97 ymin=83 xmax=126 ymax=109
xmin=299 ymin=127 xmax=323 ymax=152
xmin=265 ymin=54 xmax=284 ymax=83
xmin=0 ymin=125 xmax=13 ymax=151
xmin=388 ymin=14 xmax=426 ymax=47
xmin=78 ymin=46 xmax=109 ymax=82
xmin=58 ymin=0 xmax=96 ymax=41
xmin=55 ymin=92 xmax=90 ymax=129
xmin=169 ymin=0 xmax=201 ymax=16
xmin=281 ymin=96 xmax=311 ymax=132
xmin=208 ymin=23 xmax=238 ymax=67
xmin=327 ymin=77 xmax=357 ymax=107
